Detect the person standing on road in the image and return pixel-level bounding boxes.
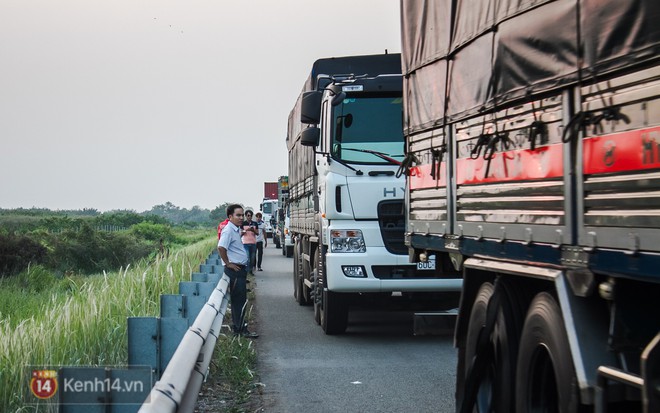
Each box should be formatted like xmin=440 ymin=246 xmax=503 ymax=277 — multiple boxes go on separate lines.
xmin=241 ymin=209 xmax=259 ymax=275
xmin=218 ymin=204 xmax=258 ymax=338
xmin=255 ymin=212 xmax=267 ymax=271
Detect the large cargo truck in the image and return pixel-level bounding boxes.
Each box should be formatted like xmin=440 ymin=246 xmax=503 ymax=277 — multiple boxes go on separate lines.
xmin=260 ymin=182 xmax=278 ymax=238
xmin=287 ymin=53 xmax=462 ymax=334
xmin=275 ymin=175 xmax=293 ymax=257
xmin=400 ymin=1 xmax=660 ymax=412
xmin=279 ymin=175 xmax=293 ymax=257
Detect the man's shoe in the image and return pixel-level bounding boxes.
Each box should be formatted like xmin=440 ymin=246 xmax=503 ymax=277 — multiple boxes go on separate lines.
xmin=257 ymin=268 xmax=263 ymax=271
xmin=240 ymin=330 xmax=259 ymax=339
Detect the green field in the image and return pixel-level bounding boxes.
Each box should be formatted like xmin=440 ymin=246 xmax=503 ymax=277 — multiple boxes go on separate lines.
xmin=0 ymin=235 xmax=217 ymax=412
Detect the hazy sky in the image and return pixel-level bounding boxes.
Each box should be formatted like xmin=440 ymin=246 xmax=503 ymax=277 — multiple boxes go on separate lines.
xmin=0 ymin=0 xmax=401 ymax=212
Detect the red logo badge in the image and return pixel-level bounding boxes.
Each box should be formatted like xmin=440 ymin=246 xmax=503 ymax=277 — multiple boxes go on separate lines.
xmin=30 ymin=370 xmax=58 ymax=399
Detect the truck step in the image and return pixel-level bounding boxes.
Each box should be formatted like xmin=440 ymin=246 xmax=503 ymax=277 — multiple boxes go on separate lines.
xmin=413 ymin=310 xmax=457 ymax=336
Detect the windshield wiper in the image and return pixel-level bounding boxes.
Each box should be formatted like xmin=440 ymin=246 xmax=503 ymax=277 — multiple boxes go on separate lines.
xmin=328 ymin=154 xmax=363 ymax=175
xmin=340 ymin=148 xmax=403 ymax=166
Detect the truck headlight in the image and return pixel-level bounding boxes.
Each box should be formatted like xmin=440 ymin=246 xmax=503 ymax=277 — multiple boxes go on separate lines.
xmin=330 ymin=230 xmax=366 ymax=253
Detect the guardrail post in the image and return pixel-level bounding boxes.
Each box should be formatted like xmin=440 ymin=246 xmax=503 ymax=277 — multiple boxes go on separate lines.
xmin=127 ymin=317 xmax=159 ymax=381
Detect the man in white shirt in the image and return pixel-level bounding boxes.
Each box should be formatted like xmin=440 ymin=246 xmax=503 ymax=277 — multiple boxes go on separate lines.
xmin=218 ymin=204 xmax=258 ymax=338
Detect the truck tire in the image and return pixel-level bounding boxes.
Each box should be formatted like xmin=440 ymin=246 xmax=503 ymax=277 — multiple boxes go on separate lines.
xmin=321 ymin=288 xmax=348 ymax=334
xmin=461 ymin=281 xmax=523 ymax=413
xmin=312 ymin=250 xmax=322 ymax=325
xmin=301 ymin=249 xmax=313 ymax=304
xmin=516 ymin=292 xmax=580 ymax=413
xmin=293 ymin=240 xmax=308 ymax=305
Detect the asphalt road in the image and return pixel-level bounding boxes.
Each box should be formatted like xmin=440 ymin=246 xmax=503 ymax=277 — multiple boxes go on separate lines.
xmin=252 ymin=244 xmax=457 ymax=413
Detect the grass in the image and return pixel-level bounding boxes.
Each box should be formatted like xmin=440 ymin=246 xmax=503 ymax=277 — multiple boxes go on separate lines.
xmin=200 ymin=301 xmax=262 ymax=413
xmin=0 ymin=235 xmax=217 ymax=412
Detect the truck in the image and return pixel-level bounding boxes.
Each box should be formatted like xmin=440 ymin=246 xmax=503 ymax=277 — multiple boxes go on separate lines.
xmin=274 ymin=176 xmax=294 ymax=257
xmin=286 ymin=53 xmax=463 ymax=334
xmin=400 ymin=1 xmax=660 ymax=412
xmin=260 ymin=182 xmax=278 ymax=238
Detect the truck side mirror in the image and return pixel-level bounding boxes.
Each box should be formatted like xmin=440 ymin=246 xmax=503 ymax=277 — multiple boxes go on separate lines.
xmin=301 ymin=127 xmax=320 ymax=147
xmin=301 ymin=91 xmax=322 ymax=124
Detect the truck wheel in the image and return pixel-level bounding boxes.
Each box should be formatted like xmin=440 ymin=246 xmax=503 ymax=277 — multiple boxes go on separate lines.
xmin=301 ymin=250 xmax=313 ymax=304
xmin=461 ymin=281 xmax=523 ymax=413
xmin=516 ymin=293 xmax=580 ymax=413
xmin=321 ymin=288 xmax=348 ymax=334
xmin=293 ymin=241 xmax=308 ymax=305
xmin=312 ymin=252 xmax=322 ymax=325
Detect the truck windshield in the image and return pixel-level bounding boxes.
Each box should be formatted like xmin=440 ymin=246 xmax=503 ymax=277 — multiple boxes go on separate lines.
xmin=262 ymin=202 xmax=275 ymax=214
xmin=330 ymin=95 xmax=404 ymax=164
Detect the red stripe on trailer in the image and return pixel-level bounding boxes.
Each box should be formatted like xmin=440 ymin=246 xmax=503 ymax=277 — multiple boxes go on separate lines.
xmin=583 ymin=126 xmax=660 ymax=175
xmin=456 ymin=144 xmax=564 ymax=185
xmin=409 ymin=163 xmax=448 ymax=189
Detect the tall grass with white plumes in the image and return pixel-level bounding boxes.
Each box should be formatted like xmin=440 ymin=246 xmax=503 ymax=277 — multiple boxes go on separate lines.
xmin=0 ymin=237 xmax=216 ymax=412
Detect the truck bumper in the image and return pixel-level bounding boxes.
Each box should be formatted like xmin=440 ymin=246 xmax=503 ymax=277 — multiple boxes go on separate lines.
xmin=325 ymin=247 xmax=462 ymax=293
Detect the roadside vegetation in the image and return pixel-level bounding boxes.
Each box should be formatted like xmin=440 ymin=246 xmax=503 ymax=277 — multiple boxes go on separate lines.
xmin=0 ymin=206 xmax=225 ymax=279
xmin=0 ymin=205 xmax=262 ymax=412
xmin=0 ymin=236 xmax=217 ymax=411
xmin=0 ymin=205 xmax=229 ymax=412
xmin=198 ymin=294 xmax=263 ymax=413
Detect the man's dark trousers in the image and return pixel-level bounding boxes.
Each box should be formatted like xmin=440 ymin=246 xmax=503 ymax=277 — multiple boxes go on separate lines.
xmin=224 ymin=265 xmax=248 ymax=333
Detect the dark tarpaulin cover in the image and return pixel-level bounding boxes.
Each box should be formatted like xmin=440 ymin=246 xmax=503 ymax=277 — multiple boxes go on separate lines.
xmin=451 ymin=0 xmax=553 ymax=54
xmin=581 ymin=0 xmax=660 ymax=77
xmin=400 ymin=0 xmax=451 ymax=75
xmin=447 ymin=33 xmax=495 ymax=121
xmin=491 ymin=0 xmax=578 ymax=106
xmin=404 ymin=60 xmax=448 ymax=133
xmin=401 ymin=0 xmax=660 ymax=133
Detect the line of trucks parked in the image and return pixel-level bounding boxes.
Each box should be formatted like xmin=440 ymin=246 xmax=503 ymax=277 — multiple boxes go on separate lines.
xmin=284 ymin=1 xmax=659 ymax=412
xmin=260 ymin=177 xmax=294 ymax=257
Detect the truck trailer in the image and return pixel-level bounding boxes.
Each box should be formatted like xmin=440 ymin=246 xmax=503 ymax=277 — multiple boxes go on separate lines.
xmin=287 ymin=53 xmax=462 ymax=334
xmin=400 ymin=0 xmax=660 ymax=412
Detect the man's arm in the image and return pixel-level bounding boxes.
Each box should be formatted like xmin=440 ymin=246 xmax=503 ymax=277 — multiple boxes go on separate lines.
xmin=218 ymin=246 xmax=241 ymax=271
xmin=262 ymin=226 xmax=268 ymax=246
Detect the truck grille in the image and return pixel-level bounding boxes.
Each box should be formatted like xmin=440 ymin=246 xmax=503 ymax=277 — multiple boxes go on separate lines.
xmin=377 ymin=200 xmax=407 ymax=255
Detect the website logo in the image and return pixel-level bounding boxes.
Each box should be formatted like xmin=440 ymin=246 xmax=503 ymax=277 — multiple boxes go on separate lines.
xmin=30 ymin=369 xmax=58 ymax=400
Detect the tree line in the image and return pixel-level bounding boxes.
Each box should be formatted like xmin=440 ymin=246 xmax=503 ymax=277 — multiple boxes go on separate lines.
xmin=0 ymin=202 xmax=234 ymax=278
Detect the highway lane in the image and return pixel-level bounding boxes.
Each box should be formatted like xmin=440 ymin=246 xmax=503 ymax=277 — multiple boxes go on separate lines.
xmin=251 ymin=245 xmax=457 ymax=413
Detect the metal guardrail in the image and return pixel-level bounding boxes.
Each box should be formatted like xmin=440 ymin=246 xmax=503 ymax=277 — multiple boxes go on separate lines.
xmin=138 ymin=270 xmax=230 ymax=413
xmin=56 ymin=253 xmax=229 ymax=412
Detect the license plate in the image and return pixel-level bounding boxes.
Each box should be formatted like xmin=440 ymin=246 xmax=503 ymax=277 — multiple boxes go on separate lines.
xmin=417 ymin=259 xmax=436 ymax=270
